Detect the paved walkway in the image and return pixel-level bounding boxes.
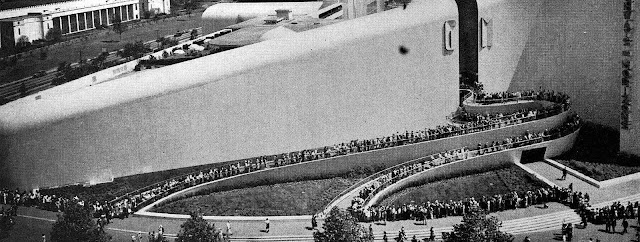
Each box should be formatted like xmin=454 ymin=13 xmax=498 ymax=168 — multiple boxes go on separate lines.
xmin=5 ymin=162 xmax=640 ymax=242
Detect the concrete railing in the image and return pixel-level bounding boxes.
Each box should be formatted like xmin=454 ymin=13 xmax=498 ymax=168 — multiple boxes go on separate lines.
xmin=365 ymin=127 xmax=581 ymax=208
xmin=135 ymin=109 xmax=575 ymax=217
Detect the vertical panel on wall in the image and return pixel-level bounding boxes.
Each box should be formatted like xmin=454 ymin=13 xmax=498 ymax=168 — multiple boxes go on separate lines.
xmin=78 ymin=13 xmax=86 ymax=31
xmin=101 ymin=9 xmax=108 ymax=26
xmin=128 ymin=5 xmax=135 ymax=20
xmin=61 ymin=15 xmax=69 ymax=34
xmin=52 ymin=17 xmax=61 ymax=32
xmin=622 ymin=0 xmax=633 ymax=130
xmin=86 ymin=12 xmax=94 ymax=29
xmin=481 ymin=18 xmax=493 ymax=48
xmin=444 ymin=20 xmax=456 ymax=51
xmin=107 ymin=8 xmax=114 ymax=24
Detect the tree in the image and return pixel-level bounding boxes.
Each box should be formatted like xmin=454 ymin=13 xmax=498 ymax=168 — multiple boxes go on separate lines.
xmin=50 ymin=202 xmax=111 ymax=242
xmin=110 ymin=15 xmax=125 ymax=41
xmin=39 ymin=48 xmax=48 ymax=60
xmin=182 ymin=0 xmax=198 ymax=17
xmin=190 ymin=28 xmax=198 ymax=40
xmin=175 ymin=212 xmax=220 ymax=242
xmin=118 ymin=41 xmax=148 ymax=59
xmin=314 ymin=207 xmax=371 ymax=242
xmin=443 ymin=207 xmax=513 ymax=242
xmin=46 ymin=27 xmax=62 ymax=42
xmin=16 ymin=35 xmax=30 ymax=49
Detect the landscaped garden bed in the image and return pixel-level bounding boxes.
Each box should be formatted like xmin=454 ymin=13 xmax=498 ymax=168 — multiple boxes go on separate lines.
xmin=379 ymin=165 xmax=548 ymax=206
xmin=150 ymin=177 xmax=365 ymax=216
xmin=553 ymin=122 xmax=640 ymax=181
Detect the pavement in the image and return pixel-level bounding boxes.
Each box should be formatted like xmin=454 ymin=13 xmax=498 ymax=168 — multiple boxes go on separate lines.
xmin=3 ymin=161 xmax=640 ymax=242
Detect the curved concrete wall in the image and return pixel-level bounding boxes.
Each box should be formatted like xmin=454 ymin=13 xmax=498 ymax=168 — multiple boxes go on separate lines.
xmin=143 ymin=111 xmax=572 ymax=209
xmin=0 ymin=0 xmax=459 ymax=190
xmin=463 ymin=99 xmax=555 ymax=116
xmin=367 ymin=128 xmax=580 ymax=207
xmin=476 ymin=0 xmax=621 ymax=128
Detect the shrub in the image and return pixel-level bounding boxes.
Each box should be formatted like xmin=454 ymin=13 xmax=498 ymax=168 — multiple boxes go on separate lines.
xmin=46 ymin=28 xmax=63 ymax=42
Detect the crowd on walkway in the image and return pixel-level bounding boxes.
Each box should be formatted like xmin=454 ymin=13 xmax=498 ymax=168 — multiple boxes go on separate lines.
xmin=0 ymin=90 xmax=576 ymax=226
xmin=355 ymin=183 xmax=583 ymax=224
xmin=348 ymin=115 xmax=581 ymax=222
xmin=581 ymin=200 xmax=640 ymax=230
xmin=474 ymin=89 xmax=571 ymax=106
xmin=350 ymin=115 xmax=588 ymax=221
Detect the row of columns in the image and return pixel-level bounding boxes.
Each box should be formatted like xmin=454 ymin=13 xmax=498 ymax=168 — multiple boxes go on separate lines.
xmin=53 ymin=3 xmax=138 ymax=35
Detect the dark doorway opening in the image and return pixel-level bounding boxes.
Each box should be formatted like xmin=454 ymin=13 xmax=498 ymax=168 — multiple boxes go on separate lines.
xmin=455 ymin=0 xmax=479 ymax=91
xmin=521 ymin=147 xmax=547 ymax=164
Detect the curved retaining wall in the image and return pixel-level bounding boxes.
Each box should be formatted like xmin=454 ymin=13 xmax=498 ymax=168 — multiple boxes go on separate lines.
xmin=140 ymin=110 xmax=573 ymax=212
xmin=365 ymin=128 xmax=580 ymax=207
xmin=463 ymin=99 xmax=556 ymax=116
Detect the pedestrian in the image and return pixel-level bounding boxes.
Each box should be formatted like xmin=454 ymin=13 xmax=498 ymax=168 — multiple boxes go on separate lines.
xmin=265 ymin=218 xmax=270 ymax=233
xmin=383 ymin=231 xmax=388 ymax=242
xmin=411 ymin=235 xmax=418 ymax=242
xmin=311 ymin=214 xmax=317 ymax=229
xmin=523 ymin=236 xmax=531 ymax=242
xmin=226 ymin=221 xmax=232 ymax=236
xmin=131 ymin=234 xmax=136 ymax=242
xmin=429 ymin=227 xmax=435 ymax=241
xmin=369 ymin=224 xmax=373 ymax=238
xmin=622 ymin=218 xmax=628 ymax=234
xmin=42 ymin=234 xmax=46 ymax=242
xmin=561 ymin=167 xmax=567 ymax=180
xmin=612 ymin=218 xmax=617 ymax=233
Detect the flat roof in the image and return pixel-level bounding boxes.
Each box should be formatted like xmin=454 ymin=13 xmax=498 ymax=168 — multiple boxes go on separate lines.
xmin=212 ymin=16 xmax=342 ymax=47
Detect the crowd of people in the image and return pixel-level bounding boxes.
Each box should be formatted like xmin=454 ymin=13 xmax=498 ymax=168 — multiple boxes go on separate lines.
xmin=101 ymin=91 xmax=576 ymax=216
xmin=355 ymin=184 xmax=583 ymax=224
xmin=348 ymin=115 xmax=582 ymax=221
xmin=474 ymin=89 xmax=571 ymax=107
xmin=0 ymin=90 xmax=577 ymax=230
xmin=581 ymin=200 xmax=640 ymax=229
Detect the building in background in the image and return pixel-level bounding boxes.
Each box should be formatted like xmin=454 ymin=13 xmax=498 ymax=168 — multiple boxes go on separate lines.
xmin=139 ymin=0 xmax=171 ymax=16
xmin=0 ymin=0 xmax=171 ymax=49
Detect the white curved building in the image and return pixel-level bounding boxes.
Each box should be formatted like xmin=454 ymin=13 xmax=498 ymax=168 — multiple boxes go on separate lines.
xmin=201 ymin=2 xmax=325 ymax=31
xmin=0 ymin=0 xmax=460 ymax=189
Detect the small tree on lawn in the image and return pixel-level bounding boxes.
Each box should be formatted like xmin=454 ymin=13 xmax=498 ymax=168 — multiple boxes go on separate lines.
xmin=314 ymin=207 xmax=371 ymax=242
xmin=46 ymin=27 xmax=62 ymax=42
xmin=183 ymin=0 xmax=198 ymax=17
xmin=176 ymin=212 xmax=220 ymax=242
xmin=118 ymin=41 xmax=148 ymax=59
xmin=16 ymin=35 xmax=30 ymax=49
xmin=50 ymin=202 xmax=111 ymax=242
xmin=110 ymin=15 xmax=125 ymax=41
xmin=443 ymin=207 xmax=513 ymax=242
xmin=190 ymin=28 xmax=198 ymax=40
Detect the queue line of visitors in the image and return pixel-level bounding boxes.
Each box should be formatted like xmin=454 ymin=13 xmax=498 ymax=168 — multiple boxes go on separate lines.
xmin=104 ymin=101 xmax=575 ymax=215
xmin=474 ymin=89 xmax=571 ymax=106
xmin=0 ymin=91 xmax=575 ymax=223
xmin=356 ymin=185 xmax=582 ymax=223
xmin=348 ymin=115 xmax=581 ymax=221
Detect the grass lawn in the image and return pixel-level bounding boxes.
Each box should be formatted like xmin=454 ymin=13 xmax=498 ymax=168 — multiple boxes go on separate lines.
xmin=553 ymin=121 xmax=640 ymax=181
xmin=379 ymin=165 xmax=548 ymax=206
xmin=151 ymin=177 xmax=364 ymax=216
xmin=0 ymin=12 xmax=217 ymax=84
